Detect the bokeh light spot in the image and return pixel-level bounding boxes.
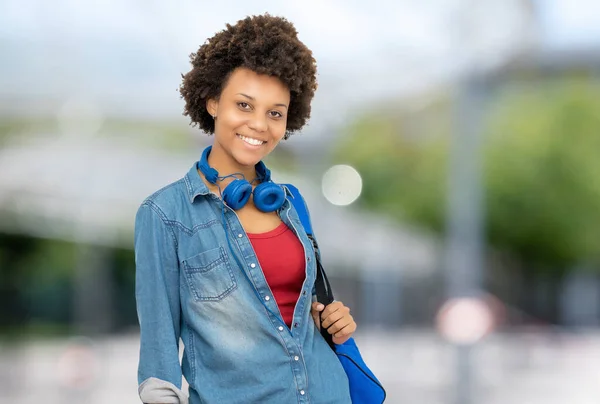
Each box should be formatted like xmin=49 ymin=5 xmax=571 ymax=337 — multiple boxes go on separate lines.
xmin=321 ymin=164 xmax=363 ymax=206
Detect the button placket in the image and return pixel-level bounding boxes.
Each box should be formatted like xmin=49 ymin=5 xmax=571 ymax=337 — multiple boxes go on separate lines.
xmin=224 ymin=204 xmax=312 ymax=401
xmin=232 ymin=209 xmax=311 ymax=401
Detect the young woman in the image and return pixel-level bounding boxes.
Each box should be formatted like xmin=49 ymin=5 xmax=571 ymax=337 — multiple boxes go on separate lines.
xmin=134 ymin=14 xmax=357 ymax=404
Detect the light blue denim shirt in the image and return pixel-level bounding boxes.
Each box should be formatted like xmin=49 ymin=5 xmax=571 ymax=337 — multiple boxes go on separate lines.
xmin=134 ymin=162 xmax=352 ymax=404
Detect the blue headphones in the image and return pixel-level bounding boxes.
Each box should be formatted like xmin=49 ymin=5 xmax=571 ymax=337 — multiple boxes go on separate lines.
xmin=197 ymin=146 xmax=286 ymax=212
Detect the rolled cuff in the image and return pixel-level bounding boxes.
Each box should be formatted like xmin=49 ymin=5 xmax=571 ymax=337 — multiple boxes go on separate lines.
xmin=139 ymin=377 xmax=189 ymax=404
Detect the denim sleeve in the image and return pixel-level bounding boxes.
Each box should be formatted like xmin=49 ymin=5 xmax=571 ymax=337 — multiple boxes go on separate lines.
xmin=135 ymin=202 xmax=187 ymax=403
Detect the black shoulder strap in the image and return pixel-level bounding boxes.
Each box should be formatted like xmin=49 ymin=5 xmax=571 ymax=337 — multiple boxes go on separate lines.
xmin=284 ymin=184 xmax=335 ymax=348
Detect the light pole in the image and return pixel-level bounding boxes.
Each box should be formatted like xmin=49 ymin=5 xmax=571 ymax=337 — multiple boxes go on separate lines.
xmin=442 ymin=1 xmax=536 ymax=403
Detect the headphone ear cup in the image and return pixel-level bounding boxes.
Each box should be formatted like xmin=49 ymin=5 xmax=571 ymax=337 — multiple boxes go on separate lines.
xmin=253 ymin=182 xmax=285 ymax=212
xmin=222 ymin=179 xmax=253 ymax=210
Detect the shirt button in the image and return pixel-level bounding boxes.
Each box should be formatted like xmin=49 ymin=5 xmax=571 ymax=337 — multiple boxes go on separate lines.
xmin=278 ymin=326 xmax=284 ymax=331
xmin=302 ymin=290 xmax=307 ymax=296
xmin=250 ymin=263 xmax=256 ymax=268
xmin=294 ymin=322 xmax=299 ymax=328
xmin=264 ymin=296 xmax=271 ymax=301
xmin=238 ymin=233 xmax=243 ymax=238
xmin=300 ymin=390 xmax=305 ymax=395
xmin=294 ymin=356 xmax=299 ymax=361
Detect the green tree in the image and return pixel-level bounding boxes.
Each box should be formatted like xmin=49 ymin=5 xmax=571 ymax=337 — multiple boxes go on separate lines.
xmin=333 ymin=78 xmax=600 ymax=271
xmin=333 ymin=110 xmax=449 ymax=233
xmin=485 ymin=79 xmax=600 ymax=270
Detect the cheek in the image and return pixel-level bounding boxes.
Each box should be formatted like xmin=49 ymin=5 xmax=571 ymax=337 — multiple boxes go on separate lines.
xmin=271 ymin=121 xmax=287 ymax=139
xmin=219 ymin=109 xmax=247 ymax=129
xmin=270 ymin=131 xmax=286 ymax=146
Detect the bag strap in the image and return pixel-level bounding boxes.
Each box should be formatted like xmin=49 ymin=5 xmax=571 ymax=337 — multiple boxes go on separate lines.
xmin=284 ymin=184 xmax=336 ymax=349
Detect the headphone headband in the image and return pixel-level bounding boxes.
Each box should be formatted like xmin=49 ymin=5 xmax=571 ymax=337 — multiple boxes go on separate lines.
xmin=197 ymin=146 xmax=271 ymax=184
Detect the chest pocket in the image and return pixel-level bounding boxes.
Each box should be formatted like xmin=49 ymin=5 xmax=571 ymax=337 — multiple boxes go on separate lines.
xmin=182 ymin=247 xmax=237 ymax=302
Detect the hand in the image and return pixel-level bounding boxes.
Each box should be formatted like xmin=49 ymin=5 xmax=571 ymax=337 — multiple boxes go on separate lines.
xmin=311 ymin=301 xmax=357 ymax=345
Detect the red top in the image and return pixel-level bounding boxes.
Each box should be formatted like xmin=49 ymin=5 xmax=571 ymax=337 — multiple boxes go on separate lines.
xmin=247 ymin=222 xmax=305 ymax=327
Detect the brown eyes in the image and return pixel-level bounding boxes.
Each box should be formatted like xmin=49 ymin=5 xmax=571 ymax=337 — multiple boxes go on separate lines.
xmin=236 ymin=102 xmax=284 ymax=119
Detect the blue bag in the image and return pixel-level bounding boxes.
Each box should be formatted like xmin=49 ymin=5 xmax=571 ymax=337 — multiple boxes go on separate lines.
xmin=285 ymin=184 xmax=387 ymax=404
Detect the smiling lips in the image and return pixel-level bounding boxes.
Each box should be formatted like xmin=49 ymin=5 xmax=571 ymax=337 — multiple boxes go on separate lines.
xmin=237 ymin=134 xmax=266 ymax=146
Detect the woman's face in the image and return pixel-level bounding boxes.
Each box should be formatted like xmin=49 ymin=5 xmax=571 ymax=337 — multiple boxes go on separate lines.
xmin=207 ymin=67 xmax=290 ymax=168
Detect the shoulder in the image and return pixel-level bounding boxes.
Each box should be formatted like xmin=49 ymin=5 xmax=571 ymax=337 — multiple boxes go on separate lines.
xmin=138 ymin=178 xmax=189 ymax=221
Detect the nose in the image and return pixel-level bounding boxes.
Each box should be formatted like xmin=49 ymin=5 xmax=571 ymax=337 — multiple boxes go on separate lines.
xmin=248 ymin=113 xmax=268 ymax=133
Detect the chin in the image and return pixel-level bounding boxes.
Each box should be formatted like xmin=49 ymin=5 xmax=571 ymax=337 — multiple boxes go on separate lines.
xmin=231 ymin=149 xmax=265 ymax=167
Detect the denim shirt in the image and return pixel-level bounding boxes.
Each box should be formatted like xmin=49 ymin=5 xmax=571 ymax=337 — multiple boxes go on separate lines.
xmin=134 ymin=163 xmax=352 ymax=404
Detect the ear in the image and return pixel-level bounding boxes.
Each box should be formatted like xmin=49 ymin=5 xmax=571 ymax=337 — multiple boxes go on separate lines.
xmin=206 ymin=98 xmax=218 ymax=118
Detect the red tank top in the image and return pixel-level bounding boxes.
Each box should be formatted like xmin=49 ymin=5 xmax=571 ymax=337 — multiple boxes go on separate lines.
xmin=247 ymin=222 xmax=305 ymax=327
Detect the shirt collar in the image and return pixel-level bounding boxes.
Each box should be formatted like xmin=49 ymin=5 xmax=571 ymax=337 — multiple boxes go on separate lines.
xmin=184 ymin=162 xmax=210 ymax=203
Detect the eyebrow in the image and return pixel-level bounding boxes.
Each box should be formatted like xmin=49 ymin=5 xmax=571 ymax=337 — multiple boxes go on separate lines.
xmin=236 ymin=93 xmax=288 ymax=109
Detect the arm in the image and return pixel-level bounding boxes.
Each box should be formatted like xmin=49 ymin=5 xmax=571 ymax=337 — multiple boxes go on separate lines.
xmin=135 ymin=202 xmax=188 ymax=404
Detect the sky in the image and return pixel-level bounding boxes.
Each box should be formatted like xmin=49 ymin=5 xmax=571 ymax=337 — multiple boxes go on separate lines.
xmin=534 ymin=0 xmax=600 ymax=50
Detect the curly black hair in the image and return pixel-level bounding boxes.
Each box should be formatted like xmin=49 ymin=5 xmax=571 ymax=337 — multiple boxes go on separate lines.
xmin=179 ymin=14 xmax=318 ymax=139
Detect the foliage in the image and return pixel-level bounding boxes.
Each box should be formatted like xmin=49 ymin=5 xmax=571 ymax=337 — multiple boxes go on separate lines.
xmin=485 ymin=79 xmax=600 ymax=268
xmin=332 ymin=78 xmax=600 ymax=270
xmin=333 ymin=111 xmax=449 ymax=232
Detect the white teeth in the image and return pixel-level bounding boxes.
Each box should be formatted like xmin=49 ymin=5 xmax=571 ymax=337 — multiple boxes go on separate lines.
xmin=238 ymin=134 xmax=264 ymax=146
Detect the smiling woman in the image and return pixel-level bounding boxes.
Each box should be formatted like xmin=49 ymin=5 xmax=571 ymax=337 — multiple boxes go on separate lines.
xmin=134 ymin=13 xmax=359 ymax=404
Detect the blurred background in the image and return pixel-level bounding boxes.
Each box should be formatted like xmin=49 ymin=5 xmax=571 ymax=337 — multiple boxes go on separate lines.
xmin=1 ymin=0 xmax=600 ymax=403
